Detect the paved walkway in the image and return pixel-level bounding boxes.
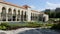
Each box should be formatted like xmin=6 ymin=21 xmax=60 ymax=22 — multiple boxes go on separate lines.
xmin=18 ymin=28 xmax=60 ymax=34
xmin=0 ymin=28 xmax=60 ymax=34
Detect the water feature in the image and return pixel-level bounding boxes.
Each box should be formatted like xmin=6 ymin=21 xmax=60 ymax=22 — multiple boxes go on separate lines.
xmin=18 ymin=28 xmax=60 ymax=34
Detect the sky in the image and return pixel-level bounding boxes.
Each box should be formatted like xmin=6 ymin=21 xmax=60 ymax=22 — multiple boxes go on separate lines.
xmin=4 ymin=0 xmax=60 ymax=11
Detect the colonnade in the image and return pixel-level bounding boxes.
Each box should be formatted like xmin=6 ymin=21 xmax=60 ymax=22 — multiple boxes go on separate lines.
xmin=0 ymin=7 xmax=39 ymax=22
xmin=0 ymin=7 xmax=27 ymax=21
xmin=31 ymin=13 xmax=39 ymax=21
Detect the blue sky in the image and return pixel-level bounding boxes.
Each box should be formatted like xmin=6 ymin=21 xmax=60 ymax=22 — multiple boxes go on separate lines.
xmin=5 ymin=0 xmax=60 ymax=11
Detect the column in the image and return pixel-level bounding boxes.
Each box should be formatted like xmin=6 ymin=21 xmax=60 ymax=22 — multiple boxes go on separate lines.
xmin=11 ymin=9 xmax=13 ymax=21
xmin=6 ymin=8 xmax=8 ymax=22
xmin=16 ymin=10 xmax=18 ymax=21
xmin=27 ymin=8 xmax=31 ymax=22
xmin=19 ymin=10 xmax=21 ymax=21
xmin=0 ymin=7 xmax=2 ymax=21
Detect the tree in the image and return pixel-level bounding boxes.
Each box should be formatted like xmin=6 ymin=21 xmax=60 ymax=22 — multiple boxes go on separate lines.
xmin=44 ymin=9 xmax=50 ymax=14
xmin=44 ymin=8 xmax=60 ymax=18
xmin=44 ymin=9 xmax=54 ymax=18
xmin=55 ymin=8 xmax=60 ymax=18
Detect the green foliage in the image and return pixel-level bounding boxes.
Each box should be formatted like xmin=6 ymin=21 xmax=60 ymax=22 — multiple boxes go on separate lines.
xmin=0 ymin=23 xmax=9 ymax=26
xmin=0 ymin=22 xmax=51 ymax=30
xmin=0 ymin=26 xmax=2 ymax=30
xmin=0 ymin=26 xmax=7 ymax=30
xmin=44 ymin=8 xmax=60 ymax=18
xmin=46 ymin=24 xmax=53 ymax=26
xmin=25 ymin=22 xmax=41 ymax=28
xmin=51 ymin=23 xmax=60 ymax=29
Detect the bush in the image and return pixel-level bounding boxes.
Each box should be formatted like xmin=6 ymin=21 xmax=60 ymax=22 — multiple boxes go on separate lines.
xmin=51 ymin=23 xmax=60 ymax=29
xmin=0 ymin=26 xmax=7 ymax=30
xmin=0 ymin=23 xmax=9 ymax=27
xmin=0 ymin=26 xmax=2 ymax=30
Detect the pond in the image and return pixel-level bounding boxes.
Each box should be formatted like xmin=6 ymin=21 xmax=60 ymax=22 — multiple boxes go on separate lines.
xmin=18 ymin=28 xmax=60 ymax=34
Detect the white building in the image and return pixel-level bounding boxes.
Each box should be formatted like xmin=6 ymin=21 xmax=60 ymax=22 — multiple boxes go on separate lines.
xmin=0 ymin=0 xmax=49 ymax=22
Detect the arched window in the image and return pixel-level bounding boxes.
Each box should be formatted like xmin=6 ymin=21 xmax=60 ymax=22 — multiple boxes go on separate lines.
xmin=8 ymin=8 xmax=12 ymax=21
xmin=8 ymin=8 xmax=12 ymax=15
xmin=18 ymin=10 xmax=20 ymax=15
xmin=13 ymin=9 xmax=16 ymax=21
xmin=24 ymin=11 xmax=27 ymax=21
xmin=33 ymin=13 xmax=35 ymax=20
xmin=2 ymin=7 xmax=6 ymax=14
xmin=21 ymin=11 xmax=23 ymax=21
xmin=17 ymin=10 xmax=20 ymax=21
xmin=1 ymin=7 xmax=6 ymax=21
xmin=25 ymin=11 xmax=26 ymax=18
xmin=8 ymin=8 xmax=11 ymax=12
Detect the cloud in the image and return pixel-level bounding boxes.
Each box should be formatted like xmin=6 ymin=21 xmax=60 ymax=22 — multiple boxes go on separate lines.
xmin=29 ymin=5 xmax=41 ymax=11
xmin=46 ymin=2 xmax=60 ymax=9
xmin=29 ymin=2 xmax=60 ymax=11
xmin=29 ymin=5 xmax=36 ymax=9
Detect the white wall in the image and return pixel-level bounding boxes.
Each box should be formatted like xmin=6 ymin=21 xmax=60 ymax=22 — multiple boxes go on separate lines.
xmin=43 ymin=14 xmax=49 ymax=22
xmin=27 ymin=8 xmax=31 ymax=22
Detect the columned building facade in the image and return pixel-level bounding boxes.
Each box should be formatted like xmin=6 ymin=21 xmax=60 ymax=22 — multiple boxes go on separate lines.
xmin=0 ymin=0 xmax=49 ymax=22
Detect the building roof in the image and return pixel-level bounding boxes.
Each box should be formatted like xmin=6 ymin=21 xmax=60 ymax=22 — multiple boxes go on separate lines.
xmin=31 ymin=10 xmax=40 ymax=13
xmin=0 ymin=1 xmax=32 ymax=10
xmin=22 ymin=5 xmax=31 ymax=9
xmin=0 ymin=1 xmax=22 ymax=8
xmin=0 ymin=0 xmax=31 ymax=10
